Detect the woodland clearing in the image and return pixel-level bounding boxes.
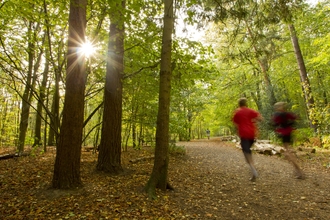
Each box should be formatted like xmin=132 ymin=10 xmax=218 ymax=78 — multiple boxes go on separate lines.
xmin=0 ymin=138 xmax=330 ymax=219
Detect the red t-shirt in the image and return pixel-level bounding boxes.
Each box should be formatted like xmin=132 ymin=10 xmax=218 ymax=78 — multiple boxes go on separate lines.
xmin=233 ymin=107 xmax=260 ymax=139
xmin=272 ymin=111 xmax=297 ymax=136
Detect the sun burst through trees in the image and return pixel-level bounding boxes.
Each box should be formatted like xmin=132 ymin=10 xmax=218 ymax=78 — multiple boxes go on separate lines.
xmin=79 ymin=39 xmax=97 ymax=58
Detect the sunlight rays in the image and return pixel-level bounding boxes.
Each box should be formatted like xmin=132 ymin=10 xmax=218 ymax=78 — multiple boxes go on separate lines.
xmin=66 ymin=29 xmax=98 ymax=76
xmin=79 ymin=39 xmax=97 ymax=58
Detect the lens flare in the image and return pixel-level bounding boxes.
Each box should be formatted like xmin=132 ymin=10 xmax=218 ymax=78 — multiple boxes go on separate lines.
xmin=79 ymin=40 xmax=96 ymax=58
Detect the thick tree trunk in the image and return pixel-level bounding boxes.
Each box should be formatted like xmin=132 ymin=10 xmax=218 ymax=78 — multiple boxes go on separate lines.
xmin=145 ymin=0 xmax=174 ymax=198
xmin=288 ymin=24 xmax=317 ymax=130
xmin=96 ymin=0 xmax=125 ymax=174
xmin=52 ymin=0 xmax=87 ymax=189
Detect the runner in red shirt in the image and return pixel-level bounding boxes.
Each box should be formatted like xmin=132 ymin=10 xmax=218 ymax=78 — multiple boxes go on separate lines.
xmin=233 ymin=98 xmax=262 ymax=181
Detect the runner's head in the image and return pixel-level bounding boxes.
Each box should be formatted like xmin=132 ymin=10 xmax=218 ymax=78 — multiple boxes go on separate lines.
xmin=238 ymin=98 xmax=248 ymax=107
xmin=274 ymin=102 xmax=287 ymax=112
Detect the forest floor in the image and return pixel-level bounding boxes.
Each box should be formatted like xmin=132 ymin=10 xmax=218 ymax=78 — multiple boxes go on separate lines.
xmin=1 ymin=138 xmax=330 ymax=219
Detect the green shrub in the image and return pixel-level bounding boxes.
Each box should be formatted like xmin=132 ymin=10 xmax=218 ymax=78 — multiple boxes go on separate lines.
xmin=322 ymin=135 xmax=330 ymax=149
xmin=293 ymin=128 xmax=315 ymax=146
xmin=169 ymin=143 xmax=186 ymax=156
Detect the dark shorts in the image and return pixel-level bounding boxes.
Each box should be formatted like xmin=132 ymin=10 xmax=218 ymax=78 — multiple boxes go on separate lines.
xmin=280 ymin=134 xmax=291 ymax=143
xmin=240 ymin=138 xmax=255 ymax=154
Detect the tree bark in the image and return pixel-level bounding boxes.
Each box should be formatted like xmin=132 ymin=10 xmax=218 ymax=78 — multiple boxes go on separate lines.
xmin=144 ymin=0 xmax=174 ymax=198
xmin=245 ymin=22 xmax=277 ymax=106
xmin=44 ymin=0 xmax=61 ymax=146
xmin=17 ymin=21 xmax=37 ymax=154
xmin=33 ymin=45 xmax=49 ymax=148
xmin=52 ymin=0 xmax=87 ymax=189
xmin=0 ymin=99 xmax=8 ymax=145
xmin=47 ymin=67 xmax=61 ymax=146
xmin=17 ymin=17 xmax=44 ymax=153
xmin=96 ymin=0 xmax=125 ymax=174
xmin=288 ymin=24 xmax=317 ymax=130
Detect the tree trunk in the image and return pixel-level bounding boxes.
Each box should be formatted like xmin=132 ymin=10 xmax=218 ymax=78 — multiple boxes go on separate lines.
xmin=17 ymin=22 xmax=35 ymax=154
xmin=316 ymin=71 xmax=328 ymax=105
xmin=144 ymin=0 xmax=174 ymax=199
xmin=245 ymin=22 xmax=277 ymax=106
xmin=52 ymin=0 xmax=87 ymax=189
xmin=0 ymin=99 xmax=8 ymax=146
xmin=288 ymin=24 xmax=317 ymax=130
xmin=47 ymin=69 xmax=61 ymax=146
xmin=33 ymin=46 xmax=49 ymax=147
xmin=96 ymin=0 xmax=125 ymax=174
xmin=132 ymin=121 xmax=137 ymax=148
xmin=138 ymin=122 xmax=143 ymax=147
xmin=17 ymin=20 xmax=42 ymax=153
xmin=44 ymin=0 xmax=61 ymax=146
xmin=47 ymin=96 xmax=56 ymax=146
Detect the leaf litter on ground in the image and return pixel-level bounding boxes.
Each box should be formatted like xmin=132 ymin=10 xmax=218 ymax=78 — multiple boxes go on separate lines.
xmin=1 ymin=138 xmax=330 ymax=219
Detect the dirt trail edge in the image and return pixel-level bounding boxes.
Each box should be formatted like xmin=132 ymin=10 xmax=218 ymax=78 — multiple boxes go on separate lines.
xmin=169 ymin=138 xmax=330 ymax=220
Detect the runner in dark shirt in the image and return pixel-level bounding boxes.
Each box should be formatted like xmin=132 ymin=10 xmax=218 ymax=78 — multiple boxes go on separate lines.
xmin=272 ymin=102 xmax=304 ymax=179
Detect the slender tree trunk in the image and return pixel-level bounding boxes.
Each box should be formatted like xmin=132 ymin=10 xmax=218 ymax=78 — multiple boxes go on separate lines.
xmin=245 ymin=22 xmax=277 ymax=106
xmin=47 ymin=100 xmax=55 ymax=145
xmin=93 ymin=108 xmax=102 ymax=150
xmin=124 ymin=122 xmax=132 ymax=151
xmin=44 ymin=0 xmax=61 ymax=146
xmin=130 ymin=98 xmax=139 ymax=148
xmin=144 ymin=0 xmax=174 ymax=199
xmin=96 ymin=0 xmax=125 ymax=174
xmin=34 ymin=46 xmax=49 ymax=147
xmin=48 ymin=70 xmax=61 ymax=146
xmin=288 ymin=24 xmax=317 ymax=130
xmin=52 ymin=0 xmax=87 ymax=189
xmin=17 ymin=21 xmax=42 ymax=153
xmin=316 ymin=71 xmax=328 ymax=105
xmin=0 ymin=99 xmax=8 ymax=146
xmin=188 ymin=111 xmax=192 ymax=141
xmin=132 ymin=121 xmax=137 ymax=148
xmin=138 ymin=122 xmax=143 ymax=147
xmin=17 ymin=22 xmax=34 ymax=154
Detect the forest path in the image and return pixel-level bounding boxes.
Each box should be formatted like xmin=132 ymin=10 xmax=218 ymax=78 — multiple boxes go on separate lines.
xmin=169 ymin=138 xmax=330 ymax=219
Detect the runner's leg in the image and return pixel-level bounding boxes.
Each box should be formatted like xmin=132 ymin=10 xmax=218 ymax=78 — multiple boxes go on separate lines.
xmin=241 ymin=139 xmax=258 ymax=180
xmin=282 ymin=135 xmax=303 ymax=178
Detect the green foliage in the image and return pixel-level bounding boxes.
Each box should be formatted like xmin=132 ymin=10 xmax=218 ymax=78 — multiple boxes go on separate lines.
xmin=196 ymin=0 xmax=330 ymax=142
xmin=30 ymin=145 xmax=44 ymax=157
xmin=1 ymin=0 xmax=330 ymax=151
xmin=169 ymin=38 xmax=218 ymax=140
xmin=168 ymin=143 xmax=186 ymax=156
xmin=321 ymin=135 xmax=330 ymax=149
xmin=293 ymin=128 xmax=315 ymax=146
